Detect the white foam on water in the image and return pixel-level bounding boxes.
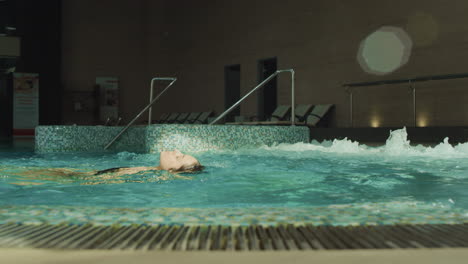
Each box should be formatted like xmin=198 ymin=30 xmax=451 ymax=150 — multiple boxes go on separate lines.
xmin=382 ymin=127 xmax=412 ymax=155
xmin=260 ymin=128 xmax=468 ymax=159
xmin=261 ymin=137 xmax=374 ymax=154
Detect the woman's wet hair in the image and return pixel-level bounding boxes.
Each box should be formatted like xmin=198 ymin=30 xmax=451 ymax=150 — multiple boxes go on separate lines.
xmin=176 ymin=164 xmax=205 ymax=173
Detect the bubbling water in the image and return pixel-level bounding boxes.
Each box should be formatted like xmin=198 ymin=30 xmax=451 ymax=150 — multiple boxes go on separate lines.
xmin=2 ymin=127 xmax=468 ymax=226
xmin=260 ymin=128 xmax=468 ymax=159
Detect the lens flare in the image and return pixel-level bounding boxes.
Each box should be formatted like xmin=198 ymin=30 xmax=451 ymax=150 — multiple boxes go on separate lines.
xmin=357 ymin=26 xmax=413 ymax=75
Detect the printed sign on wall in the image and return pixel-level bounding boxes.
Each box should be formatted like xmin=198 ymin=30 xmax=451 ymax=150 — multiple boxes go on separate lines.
xmin=96 ymin=77 xmax=119 ymax=122
xmin=13 ymin=73 xmax=39 ymax=137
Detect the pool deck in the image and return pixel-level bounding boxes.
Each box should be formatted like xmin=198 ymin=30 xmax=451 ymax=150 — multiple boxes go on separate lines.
xmin=2 ymin=248 xmax=468 ymax=264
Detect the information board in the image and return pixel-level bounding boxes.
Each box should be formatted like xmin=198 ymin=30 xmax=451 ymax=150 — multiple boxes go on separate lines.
xmin=13 ymin=73 xmax=39 ymax=137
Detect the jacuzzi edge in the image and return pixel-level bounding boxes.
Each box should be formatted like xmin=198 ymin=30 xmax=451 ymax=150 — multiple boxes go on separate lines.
xmin=35 ymin=124 xmax=310 ymax=153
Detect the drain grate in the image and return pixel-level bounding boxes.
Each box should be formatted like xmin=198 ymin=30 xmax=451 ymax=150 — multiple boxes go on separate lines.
xmin=1 ymin=223 xmax=468 ymax=250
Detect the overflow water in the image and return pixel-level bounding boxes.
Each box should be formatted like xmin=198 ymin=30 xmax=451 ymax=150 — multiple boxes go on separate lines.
xmin=1 ymin=128 xmax=468 ymax=226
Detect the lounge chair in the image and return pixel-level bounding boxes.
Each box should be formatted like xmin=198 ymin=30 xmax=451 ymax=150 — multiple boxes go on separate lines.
xmin=293 ymin=104 xmax=314 ymax=123
xmin=224 ymin=115 xmax=252 ymax=125
xmin=269 ymin=105 xmax=291 ymax=121
xmin=227 ymin=105 xmax=291 ymax=125
xmin=193 ymin=111 xmax=213 ymax=124
xmin=165 ymin=113 xmax=180 ymax=123
xmin=174 ymin=112 xmax=189 ymax=123
xmin=234 ymin=116 xmax=248 ymax=122
xmin=184 ymin=112 xmax=201 ymax=124
xmin=207 ymin=116 xmax=219 ymax=124
xmin=239 ymin=104 xmax=311 ymax=125
xmin=156 ymin=113 xmax=169 ymax=124
xmin=306 ymin=104 xmax=334 ymax=127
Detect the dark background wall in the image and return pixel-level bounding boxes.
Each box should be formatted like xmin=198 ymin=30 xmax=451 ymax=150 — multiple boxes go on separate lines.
xmin=14 ymin=0 xmax=62 ymax=125
xmin=4 ymin=0 xmax=468 ymax=128
xmin=60 ymin=0 xmax=468 ymax=128
xmin=0 ymin=0 xmax=61 ymax=137
xmin=61 ymin=0 xmax=149 ymax=124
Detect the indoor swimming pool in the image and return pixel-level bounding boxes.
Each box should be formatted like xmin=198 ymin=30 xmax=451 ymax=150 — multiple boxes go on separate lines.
xmin=1 ymin=128 xmax=468 ymax=226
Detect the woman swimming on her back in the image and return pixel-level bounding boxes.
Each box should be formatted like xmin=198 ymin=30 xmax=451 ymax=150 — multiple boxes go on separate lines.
xmin=92 ymin=150 xmax=203 ymax=177
xmin=12 ymin=150 xmax=203 ymax=184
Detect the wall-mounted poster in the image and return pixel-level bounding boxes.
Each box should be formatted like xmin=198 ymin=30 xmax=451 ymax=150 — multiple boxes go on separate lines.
xmin=13 ymin=73 xmax=39 ymax=137
xmin=96 ymin=77 xmax=119 ymax=122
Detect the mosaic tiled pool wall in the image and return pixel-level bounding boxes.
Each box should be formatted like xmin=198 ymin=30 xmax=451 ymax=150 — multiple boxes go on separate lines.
xmin=145 ymin=124 xmax=310 ymax=153
xmin=35 ymin=124 xmax=310 ymax=153
xmin=35 ymin=126 xmax=147 ymax=153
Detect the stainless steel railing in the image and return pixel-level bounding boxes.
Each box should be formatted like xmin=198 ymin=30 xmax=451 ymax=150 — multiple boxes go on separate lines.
xmin=343 ymin=72 xmax=468 ymax=127
xmin=209 ymin=69 xmax=295 ymax=125
xmin=104 ymin=77 xmax=177 ymax=150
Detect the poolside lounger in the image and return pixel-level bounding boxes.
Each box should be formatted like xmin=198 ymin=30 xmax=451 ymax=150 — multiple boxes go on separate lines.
xmin=175 ymin=112 xmax=190 ymax=123
xmin=269 ymin=105 xmax=291 ymax=121
xmin=294 ymin=104 xmax=314 ymax=123
xmin=243 ymin=104 xmax=314 ymax=126
xmin=184 ymin=112 xmax=202 ymax=124
xmin=255 ymin=120 xmax=298 ymax=125
xmin=193 ymin=111 xmax=213 ymax=124
xmin=254 ymin=104 xmax=310 ymax=124
xmin=207 ymin=116 xmax=219 ymax=124
xmin=256 ymin=105 xmax=290 ymax=124
xmin=227 ymin=105 xmax=291 ymax=125
xmin=306 ymin=104 xmax=334 ymax=127
xmin=234 ymin=116 xmax=248 ymax=122
xmin=230 ymin=105 xmax=317 ymax=126
xmin=225 ymin=115 xmax=255 ymax=125
xmin=156 ymin=113 xmax=169 ymax=124
xmin=165 ymin=113 xmax=180 ymax=123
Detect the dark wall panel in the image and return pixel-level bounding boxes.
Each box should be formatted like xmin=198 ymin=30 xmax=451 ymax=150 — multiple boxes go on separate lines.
xmin=14 ymin=0 xmax=62 ymax=125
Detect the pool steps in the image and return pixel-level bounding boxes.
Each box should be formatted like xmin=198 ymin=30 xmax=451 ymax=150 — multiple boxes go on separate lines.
xmin=1 ymin=223 xmax=468 ymax=250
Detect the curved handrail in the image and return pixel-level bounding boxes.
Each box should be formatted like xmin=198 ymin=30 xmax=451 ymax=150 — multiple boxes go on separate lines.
xmin=209 ymin=69 xmax=295 ymax=125
xmin=104 ymin=77 xmax=177 ymax=150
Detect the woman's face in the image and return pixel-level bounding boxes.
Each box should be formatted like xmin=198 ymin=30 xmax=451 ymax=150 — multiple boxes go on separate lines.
xmin=159 ymin=150 xmax=201 ymax=172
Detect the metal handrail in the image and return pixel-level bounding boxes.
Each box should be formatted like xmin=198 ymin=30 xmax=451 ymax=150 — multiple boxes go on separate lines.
xmin=209 ymin=69 xmax=295 ymax=125
xmin=345 ymin=81 xmax=416 ymax=128
xmin=148 ymin=78 xmax=167 ymax=125
xmin=343 ymin=72 xmax=468 ymax=87
xmin=104 ymin=77 xmax=177 ymax=150
xmin=344 ymin=72 xmax=468 ymax=127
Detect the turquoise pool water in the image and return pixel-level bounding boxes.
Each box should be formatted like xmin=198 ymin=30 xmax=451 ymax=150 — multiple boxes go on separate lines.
xmin=1 ymin=128 xmax=468 ymax=226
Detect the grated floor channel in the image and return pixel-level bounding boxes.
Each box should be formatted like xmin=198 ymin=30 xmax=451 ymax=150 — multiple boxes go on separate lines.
xmin=1 ymin=223 xmax=468 ymax=251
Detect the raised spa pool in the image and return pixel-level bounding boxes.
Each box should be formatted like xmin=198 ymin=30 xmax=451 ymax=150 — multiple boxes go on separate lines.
xmin=1 ymin=128 xmax=468 ymax=226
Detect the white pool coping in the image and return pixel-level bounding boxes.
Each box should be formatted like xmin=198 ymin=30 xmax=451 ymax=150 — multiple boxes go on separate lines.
xmin=2 ymin=248 xmax=468 ymax=264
